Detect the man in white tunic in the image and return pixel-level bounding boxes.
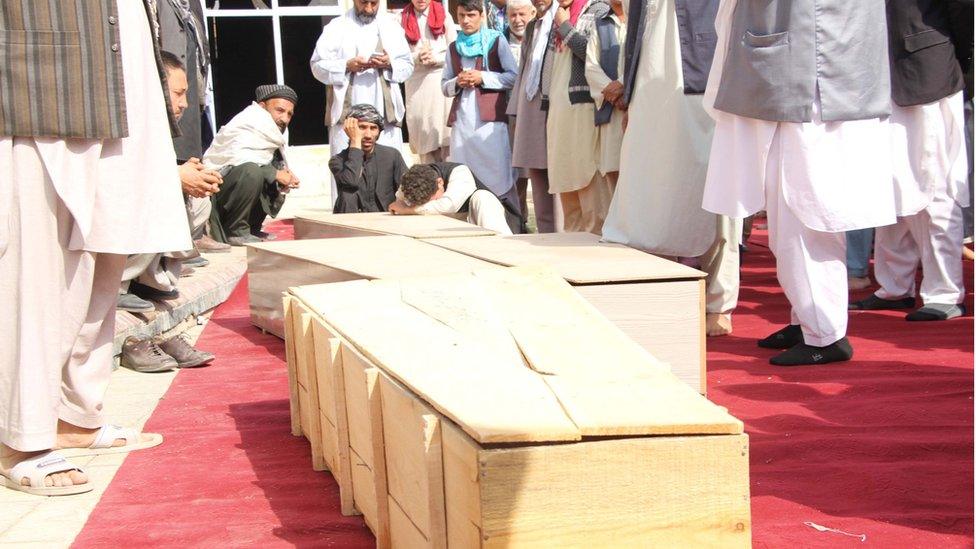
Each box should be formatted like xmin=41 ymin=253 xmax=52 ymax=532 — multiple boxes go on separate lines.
xmin=600 ymin=0 xmax=741 ymax=336
xmin=1 ymin=0 xmax=189 ymax=494
xmin=703 ymin=0 xmax=896 ymax=366
xmin=442 ymin=0 xmax=521 ymax=208
xmin=310 ymin=0 xmax=414 ymax=198
xmin=851 ymin=0 xmax=970 ymax=322
xmin=401 ymin=0 xmax=457 ymax=163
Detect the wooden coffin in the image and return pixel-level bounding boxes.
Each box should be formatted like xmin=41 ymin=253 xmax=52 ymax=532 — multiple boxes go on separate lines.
xmin=248 ymin=236 xmax=500 ymax=338
xmin=425 ymin=232 xmax=708 ymax=393
xmin=293 ymin=212 xmax=496 ymax=240
xmin=287 ymin=269 xmax=751 ymax=548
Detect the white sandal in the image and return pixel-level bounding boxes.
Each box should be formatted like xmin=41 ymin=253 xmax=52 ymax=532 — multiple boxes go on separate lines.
xmin=2 ymin=451 xmax=92 ymax=496
xmin=58 ymin=425 xmax=163 ymax=458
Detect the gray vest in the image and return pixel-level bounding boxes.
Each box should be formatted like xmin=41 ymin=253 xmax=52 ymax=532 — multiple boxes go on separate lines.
xmin=713 ymin=0 xmax=891 ymax=123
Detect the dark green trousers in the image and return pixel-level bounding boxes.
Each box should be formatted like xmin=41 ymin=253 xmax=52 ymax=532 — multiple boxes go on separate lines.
xmin=209 ymin=162 xmax=283 ymax=242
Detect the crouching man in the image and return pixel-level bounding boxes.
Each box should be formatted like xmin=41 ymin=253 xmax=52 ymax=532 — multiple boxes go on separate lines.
xmin=390 ymin=163 xmax=522 ymax=234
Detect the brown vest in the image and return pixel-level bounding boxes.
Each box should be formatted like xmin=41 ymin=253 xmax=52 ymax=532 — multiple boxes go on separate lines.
xmin=447 ymin=39 xmax=508 ymax=126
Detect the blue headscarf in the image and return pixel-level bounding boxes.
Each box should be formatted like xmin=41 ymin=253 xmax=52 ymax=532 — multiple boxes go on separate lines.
xmin=455 ymin=27 xmax=503 ymax=63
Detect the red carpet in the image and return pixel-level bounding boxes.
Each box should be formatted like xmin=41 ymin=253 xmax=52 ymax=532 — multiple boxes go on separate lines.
xmin=74 ymin=223 xmax=972 ymax=548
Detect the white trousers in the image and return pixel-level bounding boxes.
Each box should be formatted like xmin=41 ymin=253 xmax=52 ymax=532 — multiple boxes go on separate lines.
xmin=467 ymin=190 xmax=514 ymax=235
xmin=700 ymin=215 xmax=742 ymax=315
xmin=765 ymin=136 xmax=849 ymax=347
xmin=121 ymin=195 xmax=212 ymax=293
xmin=874 ymin=190 xmax=965 ymax=305
xmin=0 ymin=139 xmax=123 ymax=451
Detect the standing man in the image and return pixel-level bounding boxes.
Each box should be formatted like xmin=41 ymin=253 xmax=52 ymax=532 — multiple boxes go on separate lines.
xmin=545 ymin=0 xmax=613 ymax=234
xmin=203 ymin=85 xmax=301 ymax=245
xmin=1 ymin=0 xmax=189 ymax=495
xmin=851 ymin=0 xmax=970 ymax=322
xmin=601 ymin=0 xmax=742 ymax=336
xmin=509 ymin=0 xmax=559 ymax=232
xmin=401 ymin=0 xmax=457 ymax=163
xmin=310 ymin=0 xmax=413 ymax=199
xmin=504 ymin=0 xmax=536 ymax=57
xmin=703 ymin=0 xmax=895 ymax=365
xmin=442 ymin=0 xmax=521 ymax=212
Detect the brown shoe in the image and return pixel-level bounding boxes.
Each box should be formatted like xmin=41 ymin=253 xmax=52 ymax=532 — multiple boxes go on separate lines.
xmin=195 ymin=235 xmax=232 ymax=253
xmin=159 ymin=335 xmax=214 ymax=368
xmin=120 ymin=337 xmax=178 ymax=373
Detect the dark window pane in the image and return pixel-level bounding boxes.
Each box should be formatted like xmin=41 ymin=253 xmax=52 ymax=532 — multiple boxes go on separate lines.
xmin=208 ymin=17 xmax=276 ymax=129
xmin=280 ymin=16 xmax=335 ymax=145
xmin=277 ymin=0 xmax=339 ymax=6
xmin=206 ymin=0 xmax=269 ymax=8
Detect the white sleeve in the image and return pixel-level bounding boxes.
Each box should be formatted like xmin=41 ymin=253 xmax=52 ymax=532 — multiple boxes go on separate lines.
xmin=310 ymin=24 xmax=349 ymax=86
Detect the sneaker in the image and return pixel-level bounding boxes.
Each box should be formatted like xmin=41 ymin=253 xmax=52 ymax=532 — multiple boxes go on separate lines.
xmin=194 ymin=235 xmax=232 ymax=253
xmin=120 ymin=337 xmax=178 ymax=373
xmin=227 ymin=234 xmax=263 ymax=246
xmin=130 ymin=281 xmax=179 ymax=301
xmin=158 ymin=334 xmax=214 ymax=368
xmin=118 ymin=292 xmax=155 ymax=313
xmin=183 ymin=255 xmax=210 ymax=268
xmin=849 ymin=294 xmax=915 ymax=311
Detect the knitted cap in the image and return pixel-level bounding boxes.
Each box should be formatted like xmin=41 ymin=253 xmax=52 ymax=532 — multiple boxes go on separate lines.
xmin=255 ymin=84 xmax=298 ymax=105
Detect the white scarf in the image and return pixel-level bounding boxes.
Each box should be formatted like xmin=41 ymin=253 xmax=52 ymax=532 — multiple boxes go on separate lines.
xmin=202 ymin=102 xmax=288 ymax=171
xmin=524 ymin=1 xmax=557 ymax=100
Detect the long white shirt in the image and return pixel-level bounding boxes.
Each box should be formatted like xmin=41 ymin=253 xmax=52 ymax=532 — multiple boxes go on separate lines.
xmin=701 ymin=0 xmax=896 ymax=233
xmin=310 ymin=10 xmax=414 ymax=125
xmin=441 ymin=36 xmax=518 ymax=195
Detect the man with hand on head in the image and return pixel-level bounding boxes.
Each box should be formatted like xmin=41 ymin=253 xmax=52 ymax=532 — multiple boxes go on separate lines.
xmin=203 ymin=84 xmax=300 ymax=246
xmin=330 ymin=104 xmax=408 ymax=213
xmin=390 ymin=162 xmax=522 ymax=234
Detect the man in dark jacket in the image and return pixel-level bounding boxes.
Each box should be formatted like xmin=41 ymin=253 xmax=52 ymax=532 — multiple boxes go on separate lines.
xmin=330 ymin=104 xmax=408 ymax=213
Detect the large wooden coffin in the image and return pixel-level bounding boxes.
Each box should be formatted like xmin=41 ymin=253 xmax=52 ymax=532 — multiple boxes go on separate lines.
xmin=248 ymin=236 xmax=500 ymax=338
xmin=293 ymin=212 xmax=496 ymax=240
xmin=425 ymin=232 xmax=707 ymax=393
xmin=284 ymin=269 xmax=750 ymax=548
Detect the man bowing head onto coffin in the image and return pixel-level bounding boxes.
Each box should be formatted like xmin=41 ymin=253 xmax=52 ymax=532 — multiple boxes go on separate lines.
xmin=203 ymin=84 xmax=300 ymax=245
xmin=330 ymin=104 xmax=408 ymax=213
xmin=389 ymin=162 xmax=523 ymax=234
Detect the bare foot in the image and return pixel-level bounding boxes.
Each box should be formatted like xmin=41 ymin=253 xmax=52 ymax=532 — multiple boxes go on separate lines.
xmin=706 ymin=313 xmax=733 ymax=337
xmin=848 ymin=276 xmax=871 ymax=291
xmin=0 ymin=444 xmax=87 ymax=488
xmin=963 ymin=246 xmax=974 ymax=261
xmin=54 ymin=420 xmax=155 ymax=450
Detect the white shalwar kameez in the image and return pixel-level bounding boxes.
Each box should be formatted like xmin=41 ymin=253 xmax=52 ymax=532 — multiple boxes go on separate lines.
xmin=441 ymin=38 xmax=518 ymax=196
xmin=874 ymin=92 xmax=969 ymax=306
xmin=310 ymin=10 xmax=414 ymax=198
xmin=702 ymin=0 xmax=896 ymax=346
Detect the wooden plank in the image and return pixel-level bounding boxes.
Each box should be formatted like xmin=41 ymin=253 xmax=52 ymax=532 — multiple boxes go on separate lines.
xmin=296 ymin=308 xmax=327 ymax=470
xmin=312 ymin=279 xmax=581 ymax=444
xmin=575 ymin=279 xmax=705 ymax=394
xmin=478 ymin=434 xmax=751 ymax=547
xmin=699 ymin=278 xmax=707 ymax=395
xmin=350 ymin=447 xmax=379 ymax=533
xmin=310 ymin=320 xmax=356 ymax=513
xmin=367 ymin=368 xmax=392 ymax=549
xmin=294 ymin=211 xmax=496 ymax=239
xmin=281 ymin=296 xmax=302 ymax=436
xmin=340 ymin=342 xmax=375 ymax=465
xmin=378 ymin=375 xmax=447 ymax=542
xmin=389 ymin=496 xmax=430 ymax=549
xmin=442 ymin=421 xmax=484 ymax=548
xmin=422 ymin=415 xmax=447 ymax=549
xmin=425 ymin=232 xmax=704 ymax=284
